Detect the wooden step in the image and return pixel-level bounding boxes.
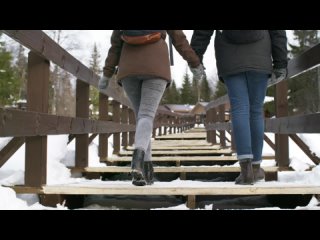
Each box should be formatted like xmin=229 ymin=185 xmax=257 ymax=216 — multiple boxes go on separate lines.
xmin=126 ymin=145 xmax=221 ymax=151
xmin=119 ymin=149 xmax=233 ymax=156
xmin=150 ymin=140 xmax=213 ymax=147
xmin=102 ymin=155 xmax=274 ymax=162
xmin=11 ymin=181 xmax=320 ymax=195
xmin=71 ymin=166 xmax=278 ymax=173
xmin=155 ymin=133 xmax=206 ymax=140
xmin=104 ymin=156 xmax=238 ymax=162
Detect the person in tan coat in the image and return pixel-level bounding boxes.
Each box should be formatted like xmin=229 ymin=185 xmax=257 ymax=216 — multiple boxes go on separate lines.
xmin=99 ymin=30 xmax=204 ymax=186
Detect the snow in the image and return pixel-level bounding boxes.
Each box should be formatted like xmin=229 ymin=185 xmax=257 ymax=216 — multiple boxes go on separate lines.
xmin=1 ymin=128 xmax=320 ymax=210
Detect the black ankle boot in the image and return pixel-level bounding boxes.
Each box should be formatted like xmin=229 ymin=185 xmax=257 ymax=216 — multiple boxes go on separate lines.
xmin=144 ymin=162 xmax=154 ymax=185
xmin=235 ymin=158 xmax=254 ymax=185
xmin=252 ymin=164 xmax=265 ymax=182
xmin=131 ymin=149 xmax=146 ymax=186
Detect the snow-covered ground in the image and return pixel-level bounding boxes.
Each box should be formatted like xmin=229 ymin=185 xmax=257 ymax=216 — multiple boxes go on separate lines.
xmin=0 ymin=128 xmax=320 ymax=210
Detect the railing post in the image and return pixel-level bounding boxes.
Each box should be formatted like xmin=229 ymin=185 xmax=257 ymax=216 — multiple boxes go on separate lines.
xmin=112 ymin=100 xmax=121 ymax=154
xmin=163 ymin=116 xmax=167 ymax=135
xmin=128 ymin=109 xmax=135 ymax=146
xmin=75 ymin=79 xmax=89 ymax=168
xmin=275 ymin=81 xmax=289 ymax=168
xmin=218 ymin=105 xmax=226 ymax=147
xmin=99 ymin=94 xmax=108 ymax=160
xmin=158 ymin=115 xmax=162 ymax=136
xmin=25 ymin=51 xmax=49 ymax=187
xmin=121 ymin=105 xmax=128 ymax=148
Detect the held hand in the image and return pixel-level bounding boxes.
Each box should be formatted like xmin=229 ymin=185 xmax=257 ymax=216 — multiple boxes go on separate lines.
xmin=273 ymin=68 xmax=287 ymax=82
xmin=190 ymin=64 xmax=206 ymax=81
xmin=98 ymin=74 xmax=111 ymax=90
xmin=268 ymin=68 xmax=288 ymax=86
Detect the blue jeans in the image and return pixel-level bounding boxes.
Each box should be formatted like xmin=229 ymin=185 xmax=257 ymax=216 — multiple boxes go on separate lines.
xmin=224 ymin=71 xmax=269 ymax=164
xmin=122 ymin=76 xmax=167 ymax=162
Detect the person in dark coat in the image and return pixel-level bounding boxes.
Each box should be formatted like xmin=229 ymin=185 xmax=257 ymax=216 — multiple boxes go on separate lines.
xmin=191 ymin=30 xmax=288 ymax=185
xmin=99 ymin=30 xmax=204 ymax=186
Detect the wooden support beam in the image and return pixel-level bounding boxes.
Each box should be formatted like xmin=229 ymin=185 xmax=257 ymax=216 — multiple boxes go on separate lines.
xmin=25 ymin=51 xmax=49 ymax=187
xmin=113 ymin=101 xmax=121 ymax=154
xmin=289 ymin=134 xmax=320 ymax=165
xmin=128 ymin=109 xmax=135 ymax=146
xmin=187 ymin=195 xmax=196 ymax=209
xmin=99 ymin=94 xmax=109 ymax=159
xmin=0 ymin=137 xmax=24 ymax=168
xmin=75 ymin=79 xmax=89 ymax=168
xmin=275 ymin=81 xmax=289 ymax=168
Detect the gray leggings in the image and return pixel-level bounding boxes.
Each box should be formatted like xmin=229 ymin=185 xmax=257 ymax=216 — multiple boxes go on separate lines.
xmin=122 ymin=76 xmax=167 ymax=162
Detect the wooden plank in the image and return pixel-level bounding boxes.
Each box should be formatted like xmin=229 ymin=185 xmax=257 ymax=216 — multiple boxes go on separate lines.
xmin=125 ymin=145 xmax=221 ymax=151
xmin=287 ymin=42 xmax=320 ymax=79
xmin=105 ymin=156 xmax=238 ymax=162
xmin=2 ymin=30 xmax=131 ymax=107
xmin=265 ymin=113 xmax=320 ymax=133
xmin=206 ymin=122 xmax=232 ymax=131
xmin=0 ymin=137 xmax=24 ymax=168
xmin=71 ymin=166 xmax=278 ymax=173
xmin=205 ymin=95 xmax=229 ymax=111
xmin=104 ymin=155 xmax=274 ymax=162
xmin=11 ymin=181 xmax=320 ymax=195
xmin=151 ymin=140 xmax=213 ymax=147
xmin=155 ymin=133 xmax=206 ymax=140
xmin=0 ymin=108 xmax=135 ymax=137
xmin=119 ymin=149 xmax=233 ymax=156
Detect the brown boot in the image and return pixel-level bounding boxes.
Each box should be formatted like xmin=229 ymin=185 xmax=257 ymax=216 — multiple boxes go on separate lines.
xmin=252 ymin=164 xmax=265 ymax=182
xmin=144 ymin=162 xmax=154 ymax=185
xmin=235 ymin=158 xmax=254 ymax=185
xmin=131 ymin=149 xmax=146 ymax=186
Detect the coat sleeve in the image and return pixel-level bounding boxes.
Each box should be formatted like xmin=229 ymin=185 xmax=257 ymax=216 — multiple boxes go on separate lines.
xmin=167 ymin=30 xmax=200 ymax=68
xmin=269 ymin=30 xmax=288 ymax=69
xmin=190 ymin=30 xmax=214 ymax=64
xmin=103 ymin=30 xmax=123 ymax=77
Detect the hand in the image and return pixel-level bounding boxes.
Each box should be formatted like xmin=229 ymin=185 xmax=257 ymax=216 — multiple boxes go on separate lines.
xmin=273 ymin=68 xmax=287 ymax=82
xmin=98 ymin=74 xmax=111 ymax=90
xmin=190 ymin=64 xmax=206 ymax=81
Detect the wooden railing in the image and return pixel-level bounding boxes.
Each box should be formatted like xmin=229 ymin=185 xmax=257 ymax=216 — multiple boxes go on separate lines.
xmin=205 ymin=42 xmax=320 ymax=168
xmin=0 ymin=30 xmax=195 ymax=187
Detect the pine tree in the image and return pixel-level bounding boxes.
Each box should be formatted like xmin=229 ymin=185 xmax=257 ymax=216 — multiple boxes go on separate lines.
xmin=89 ymin=43 xmax=101 ymax=119
xmin=15 ymin=44 xmax=27 ymax=100
xmin=191 ymin=75 xmax=199 ymax=104
xmin=214 ymin=80 xmax=227 ymax=99
xmin=161 ymin=80 xmax=180 ymax=104
xmin=170 ymin=80 xmax=180 ymax=104
xmin=0 ymin=34 xmax=20 ymax=107
xmin=288 ymin=30 xmax=319 ymax=114
xmin=180 ymin=70 xmax=192 ymax=104
xmin=200 ymin=75 xmax=211 ymax=102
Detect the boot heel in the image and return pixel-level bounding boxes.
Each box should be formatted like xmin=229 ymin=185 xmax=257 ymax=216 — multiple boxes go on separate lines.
xmin=235 ymin=158 xmax=254 ymax=185
xmin=131 ymin=149 xmax=146 ymax=186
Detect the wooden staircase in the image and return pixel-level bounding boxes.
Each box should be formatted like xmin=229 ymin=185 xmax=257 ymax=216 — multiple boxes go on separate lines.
xmin=11 ymin=127 xmax=320 ymax=209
